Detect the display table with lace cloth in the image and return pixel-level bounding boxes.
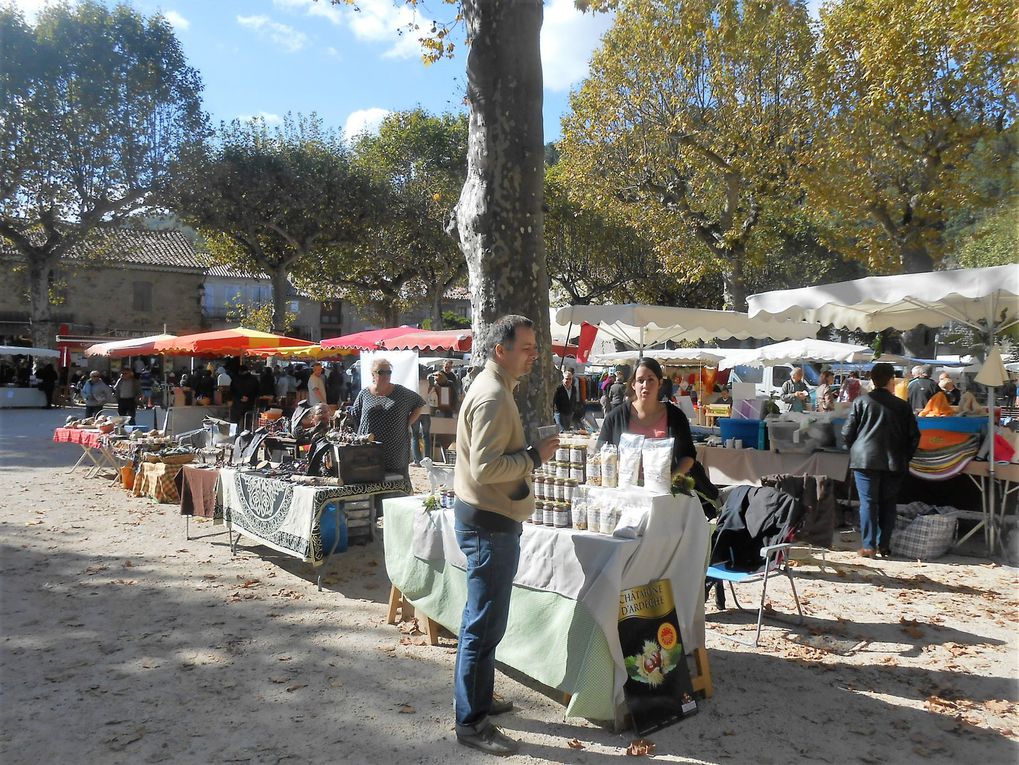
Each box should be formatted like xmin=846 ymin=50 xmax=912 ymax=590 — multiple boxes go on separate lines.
xmin=217 ymin=467 xmax=411 ymax=566
xmin=383 ymin=488 xmax=710 ymax=724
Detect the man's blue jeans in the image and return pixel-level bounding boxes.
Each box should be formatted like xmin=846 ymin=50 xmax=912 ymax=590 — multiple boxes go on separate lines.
xmin=411 ymin=414 xmax=431 ymax=462
xmin=853 ymin=469 xmax=903 ymax=551
xmin=453 ymin=518 xmax=521 ymax=735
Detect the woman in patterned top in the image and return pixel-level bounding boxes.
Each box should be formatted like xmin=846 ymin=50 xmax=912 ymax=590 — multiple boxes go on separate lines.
xmin=349 ymin=356 xmax=425 ymax=477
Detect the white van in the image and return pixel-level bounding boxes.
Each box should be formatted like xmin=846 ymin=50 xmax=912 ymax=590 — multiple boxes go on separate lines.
xmin=727 ymin=364 xmax=821 ymax=399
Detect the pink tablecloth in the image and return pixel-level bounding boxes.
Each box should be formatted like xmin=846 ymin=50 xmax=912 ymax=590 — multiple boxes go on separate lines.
xmin=53 ymin=428 xmax=104 ymax=449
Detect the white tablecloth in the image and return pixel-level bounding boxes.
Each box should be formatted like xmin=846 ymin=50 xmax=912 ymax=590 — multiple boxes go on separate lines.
xmin=387 ymin=487 xmax=709 ymax=720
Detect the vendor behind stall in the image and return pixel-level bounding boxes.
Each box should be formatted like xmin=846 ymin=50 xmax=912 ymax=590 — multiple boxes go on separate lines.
xmin=82 ymin=370 xmax=114 ymax=417
xmin=114 ymin=368 xmax=140 ymax=424
xmin=349 ymin=356 xmax=425 ymax=478
xmin=597 ymin=357 xmax=718 ymax=517
xmin=293 ymin=403 xmax=330 ymax=446
xmin=781 ymin=367 xmax=811 ymax=412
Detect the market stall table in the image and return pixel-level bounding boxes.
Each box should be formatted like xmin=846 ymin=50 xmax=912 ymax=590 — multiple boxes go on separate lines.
xmin=383 ymin=488 xmax=710 ymax=724
xmin=696 ymin=445 xmax=850 ymax=486
xmin=218 ymin=468 xmax=411 ymax=586
xmin=957 ymin=460 xmax=1019 ymax=552
xmin=132 ymin=455 xmax=196 ymax=503
xmin=53 ymin=427 xmax=120 ymax=479
xmin=1 ymin=386 xmax=47 ymax=408
xmin=176 ymin=464 xmax=221 ymax=538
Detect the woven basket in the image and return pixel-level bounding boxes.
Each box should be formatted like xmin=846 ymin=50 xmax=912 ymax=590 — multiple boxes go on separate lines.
xmin=144 ymin=453 xmax=195 ymax=465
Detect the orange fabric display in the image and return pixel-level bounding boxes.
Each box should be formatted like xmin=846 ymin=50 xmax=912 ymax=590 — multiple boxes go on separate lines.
xmin=920 ymin=391 xmax=954 ymax=417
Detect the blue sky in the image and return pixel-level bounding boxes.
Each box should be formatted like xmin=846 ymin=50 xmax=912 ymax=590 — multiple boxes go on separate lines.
xmin=11 ymin=0 xmax=616 ymax=142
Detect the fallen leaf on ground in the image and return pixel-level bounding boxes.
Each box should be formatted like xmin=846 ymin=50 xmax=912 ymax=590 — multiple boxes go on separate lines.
xmin=123 ymin=560 xmax=134 ymax=567
xmin=626 ymin=739 xmax=655 ymax=756
xmin=567 ymin=739 xmax=585 ymax=750
xmin=899 ymin=618 xmax=925 ymax=639
xmin=239 ymin=579 xmax=260 ymax=588
xmin=398 ymin=704 xmax=416 ymax=714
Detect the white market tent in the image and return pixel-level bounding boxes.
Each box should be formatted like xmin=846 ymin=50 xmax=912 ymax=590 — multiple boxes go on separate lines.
xmin=746 ymin=264 xmax=1019 ymax=553
xmin=718 ymin=339 xmax=873 ymax=370
xmin=746 ymin=264 xmax=1019 ymax=337
xmin=0 ymin=345 xmax=60 ymax=358
xmin=590 ymin=348 xmax=725 ymax=367
xmin=555 ymin=304 xmax=821 ymax=351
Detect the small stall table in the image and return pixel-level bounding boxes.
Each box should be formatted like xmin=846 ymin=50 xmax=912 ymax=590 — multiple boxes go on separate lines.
xmin=383 ymin=488 xmax=710 ymax=724
xmin=53 ymin=427 xmax=120 ymax=479
xmin=1 ymin=386 xmax=46 ymax=408
xmin=176 ymin=464 xmax=222 ymax=539
xmin=697 ymin=444 xmax=850 ymax=486
xmin=132 ymin=454 xmax=196 ymax=503
xmin=218 ymin=468 xmax=411 ymax=585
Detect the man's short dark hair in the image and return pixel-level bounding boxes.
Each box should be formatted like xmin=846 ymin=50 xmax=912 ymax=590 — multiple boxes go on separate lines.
xmin=487 ymin=315 xmax=534 ymax=357
xmin=871 ymin=363 xmax=895 ymax=388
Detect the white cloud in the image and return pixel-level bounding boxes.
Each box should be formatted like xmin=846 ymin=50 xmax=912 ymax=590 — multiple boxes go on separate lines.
xmin=6 ymin=0 xmax=73 ymax=22
xmin=273 ymin=0 xmax=344 ymax=25
xmin=236 ymin=14 xmax=307 ymax=53
xmin=343 ymin=107 xmax=391 ymax=143
xmin=237 ymin=112 xmax=283 ymax=125
xmin=272 ymin=0 xmax=428 ymax=59
xmin=541 ymin=0 xmax=614 ymax=92
xmin=162 ymin=10 xmax=190 ymax=32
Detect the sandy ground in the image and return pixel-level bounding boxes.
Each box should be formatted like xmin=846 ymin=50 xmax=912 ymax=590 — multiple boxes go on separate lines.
xmin=1 ymin=406 xmax=1018 ymax=765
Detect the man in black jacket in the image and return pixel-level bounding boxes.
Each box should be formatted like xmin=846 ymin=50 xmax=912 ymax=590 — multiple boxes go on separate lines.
xmin=907 ymin=364 xmax=939 ymax=412
xmin=842 ymin=362 xmax=921 ymax=558
xmin=553 ymin=369 xmax=579 ymax=431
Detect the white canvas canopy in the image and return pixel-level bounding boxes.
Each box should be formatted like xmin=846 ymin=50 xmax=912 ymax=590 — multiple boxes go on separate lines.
xmin=747 ymin=265 xmax=1019 ymax=554
xmin=590 ymin=348 xmax=725 ymax=367
xmin=719 ymin=339 xmax=874 ymax=370
xmin=554 ymin=304 xmax=820 ymax=350
xmin=746 ymin=265 xmax=1019 ymax=337
xmin=0 ymin=345 xmax=60 ymax=358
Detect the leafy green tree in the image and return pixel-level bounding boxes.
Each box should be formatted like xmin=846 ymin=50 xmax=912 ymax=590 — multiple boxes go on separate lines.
xmin=0 ymin=2 xmax=207 ymax=347
xmin=225 ymin=296 xmax=297 ymax=335
xmin=170 ymin=115 xmax=379 ymax=333
xmin=807 ymin=0 xmax=1017 ymax=275
xmin=342 ymin=109 xmax=469 ymax=328
xmin=951 ymin=198 xmax=1019 ymax=269
xmin=559 ymin=0 xmax=815 ymax=310
xmin=545 ymin=168 xmax=702 ymax=306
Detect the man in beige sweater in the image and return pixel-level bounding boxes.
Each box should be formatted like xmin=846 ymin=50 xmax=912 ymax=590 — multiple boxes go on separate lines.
xmin=452 ymin=315 xmax=559 ymax=756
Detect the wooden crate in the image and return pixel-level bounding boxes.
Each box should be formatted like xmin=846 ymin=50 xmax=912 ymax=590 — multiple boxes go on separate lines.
xmin=340 ymin=497 xmax=375 ymax=544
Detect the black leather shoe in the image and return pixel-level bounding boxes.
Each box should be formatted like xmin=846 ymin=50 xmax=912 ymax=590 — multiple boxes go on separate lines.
xmin=490 ymin=695 xmax=513 ymax=715
xmin=456 ymin=725 xmax=519 ymax=756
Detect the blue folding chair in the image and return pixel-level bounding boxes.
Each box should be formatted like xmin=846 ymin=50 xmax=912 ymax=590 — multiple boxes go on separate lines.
xmin=707 ymin=542 xmax=804 ymax=647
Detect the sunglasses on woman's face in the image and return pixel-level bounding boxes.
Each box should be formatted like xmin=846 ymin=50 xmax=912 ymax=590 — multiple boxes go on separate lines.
xmin=375 ymin=369 xmax=392 ymax=376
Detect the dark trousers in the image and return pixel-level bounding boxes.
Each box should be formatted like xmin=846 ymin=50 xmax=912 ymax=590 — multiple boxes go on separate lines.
xmin=117 ymin=398 xmax=137 ymax=425
xmin=453 ymin=518 xmax=521 ymax=735
xmin=853 ymin=469 xmax=903 ymax=551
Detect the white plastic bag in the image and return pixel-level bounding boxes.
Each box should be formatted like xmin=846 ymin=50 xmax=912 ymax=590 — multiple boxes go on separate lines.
xmin=642 ymin=437 xmax=674 ymax=494
xmin=617 ymin=433 xmax=644 ymax=488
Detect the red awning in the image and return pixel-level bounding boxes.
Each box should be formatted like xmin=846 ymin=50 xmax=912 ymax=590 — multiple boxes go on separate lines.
xmin=382 ymin=329 xmax=473 ymax=352
xmin=320 ymin=326 xmax=427 ymax=350
xmin=152 ymin=327 xmax=314 ymax=356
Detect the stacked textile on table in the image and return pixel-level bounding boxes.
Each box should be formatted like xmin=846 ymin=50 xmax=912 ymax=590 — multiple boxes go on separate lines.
xmin=909 ymin=429 xmax=981 ymax=480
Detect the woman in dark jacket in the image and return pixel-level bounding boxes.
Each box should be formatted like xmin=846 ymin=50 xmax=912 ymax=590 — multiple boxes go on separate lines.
xmin=842 ymin=362 xmax=921 ymax=558
xmin=597 ymin=357 xmax=717 ymax=515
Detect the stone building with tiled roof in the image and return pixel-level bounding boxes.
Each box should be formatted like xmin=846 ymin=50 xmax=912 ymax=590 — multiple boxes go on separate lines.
xmin=0 ymin=230 xmax=207 ymax=347
xmin=1 ymin=227 xmax=472 ymax=349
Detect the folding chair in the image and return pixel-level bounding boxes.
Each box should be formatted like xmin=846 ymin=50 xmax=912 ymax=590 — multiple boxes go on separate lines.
xmin=707 ymin=541 xmax=803 ymax=647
